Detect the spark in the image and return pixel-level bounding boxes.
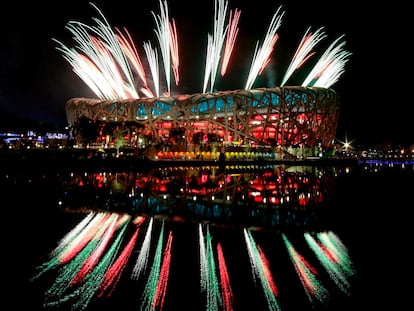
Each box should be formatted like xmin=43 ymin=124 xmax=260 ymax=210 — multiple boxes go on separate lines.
xmin=151 ymin=0 xmax=174 ymax=96
xmin=54 ymin=37 xmax=115 ymax=99
xmin=115 ymin=27 xmax=148 ymax=89
xmin=169 ymin=19 xmax=180 ymax=86
xmin=143 ymin=41 xmax=159 ymax=97
xmin=244 ymin=5 xmax=285 ymax=90
xmin=55 ymin=0 xmax=351 ymax=101
xmin=115 ymin=27 xmax=156 ymax=98
xmin=302 ymin=34 xmax=352 ymax=88
xmin=280 ymin=26 xmax=327 ymax=86
xmin=220 ymin=8 xmax=241 ymax=77
xmin=203 ymin=0 xmax=230 ymax=93
xmin=53 ymin=3 xmax=140 ymax=99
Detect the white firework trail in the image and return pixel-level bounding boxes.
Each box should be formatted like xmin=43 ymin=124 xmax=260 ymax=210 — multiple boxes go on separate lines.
xmin=86 ymin=4 xmax=137 ymax=95
xmin=151 ymin=0 xmax=173 ymax=95
xmin=244 ymin=5 xmax=285 ymax=90
xmin=302 ymin=34 xmax=352 ymax=88
xmin=115 ymin=26 xmax=152 ymax=96
xmin=53 ymin=3 xmax=139 ymax=99
xmin=220 ymin=7 xmax=241 ymax=77
xmin=169 ymin=19 xmax=180 ymax=86
xmin=54 ymin=33 xmax=115 ymax=99
xmin=143 ymin=41 xmax=159 ymax=97
xmin=280 ymin=26 xmax=327 ymax=86
xmin=202 ymin=0 xmax=230 ymax=93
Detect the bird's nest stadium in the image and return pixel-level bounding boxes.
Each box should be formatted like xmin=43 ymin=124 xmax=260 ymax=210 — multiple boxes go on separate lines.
xmin=66 ymin=86 xmax=340 ymax=159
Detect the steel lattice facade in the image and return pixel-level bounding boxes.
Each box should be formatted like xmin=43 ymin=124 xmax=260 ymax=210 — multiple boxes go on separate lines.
xmin=66 ymin=86 xmax=340 ymax=148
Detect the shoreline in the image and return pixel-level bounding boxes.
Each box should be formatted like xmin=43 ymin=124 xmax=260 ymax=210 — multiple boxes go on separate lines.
xmin=0 ymin=148 xmax=360 ymax=173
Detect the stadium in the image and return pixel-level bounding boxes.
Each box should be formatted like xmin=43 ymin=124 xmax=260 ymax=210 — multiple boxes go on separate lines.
xmin=66 ymin=86 xmax=340 ymax=159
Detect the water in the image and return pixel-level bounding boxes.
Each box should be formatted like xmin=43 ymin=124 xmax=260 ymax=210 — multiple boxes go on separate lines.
xmin=3 ymin=160 xmax=413 ymax=310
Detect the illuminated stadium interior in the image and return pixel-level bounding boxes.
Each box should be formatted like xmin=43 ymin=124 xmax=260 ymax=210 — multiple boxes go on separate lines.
xmin=66 ymin=86 xmax=340 ymax=157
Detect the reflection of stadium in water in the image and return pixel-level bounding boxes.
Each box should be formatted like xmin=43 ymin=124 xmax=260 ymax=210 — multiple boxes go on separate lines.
xmin=61 ymin=164 xmax=350 ymax=232
xmin=22 ymin=159 xmax=411 ymax=311
xmin=23 ymin=162 xmax=362 ymax=311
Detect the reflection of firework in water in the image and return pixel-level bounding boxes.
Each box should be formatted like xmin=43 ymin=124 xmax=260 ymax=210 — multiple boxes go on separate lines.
xmin=30 ymin=167 xmax=356 ymax=310
xmin=31 ymin=213 xmax=354 ymax=310
xmin=53 ymin=0 xmax=351 ymax=100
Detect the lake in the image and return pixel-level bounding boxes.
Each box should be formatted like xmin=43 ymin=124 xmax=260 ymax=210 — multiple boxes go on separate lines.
xmin=3 ymin=159 xmax=413 ymax=310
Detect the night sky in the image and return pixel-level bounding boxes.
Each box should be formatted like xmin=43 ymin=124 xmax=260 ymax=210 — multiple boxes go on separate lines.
xmin=1 ymin=0 xmax=411 ymax=147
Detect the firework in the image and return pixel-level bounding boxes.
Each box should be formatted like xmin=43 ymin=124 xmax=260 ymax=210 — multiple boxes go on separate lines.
xmin=54 ymin=0 xmax=350 ymax=100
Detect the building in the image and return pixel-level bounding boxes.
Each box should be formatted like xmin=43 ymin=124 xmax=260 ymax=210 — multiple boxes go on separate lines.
xmin=66 ymin=86 xmax=340 ymax=158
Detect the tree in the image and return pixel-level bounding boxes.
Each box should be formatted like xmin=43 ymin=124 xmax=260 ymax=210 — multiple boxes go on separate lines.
xmin=72 ymin=117 xmax=99 ymax=147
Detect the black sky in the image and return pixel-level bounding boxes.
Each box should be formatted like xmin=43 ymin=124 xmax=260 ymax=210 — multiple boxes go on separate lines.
xmin=0 ymin=0 xmax=411 ymax=147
